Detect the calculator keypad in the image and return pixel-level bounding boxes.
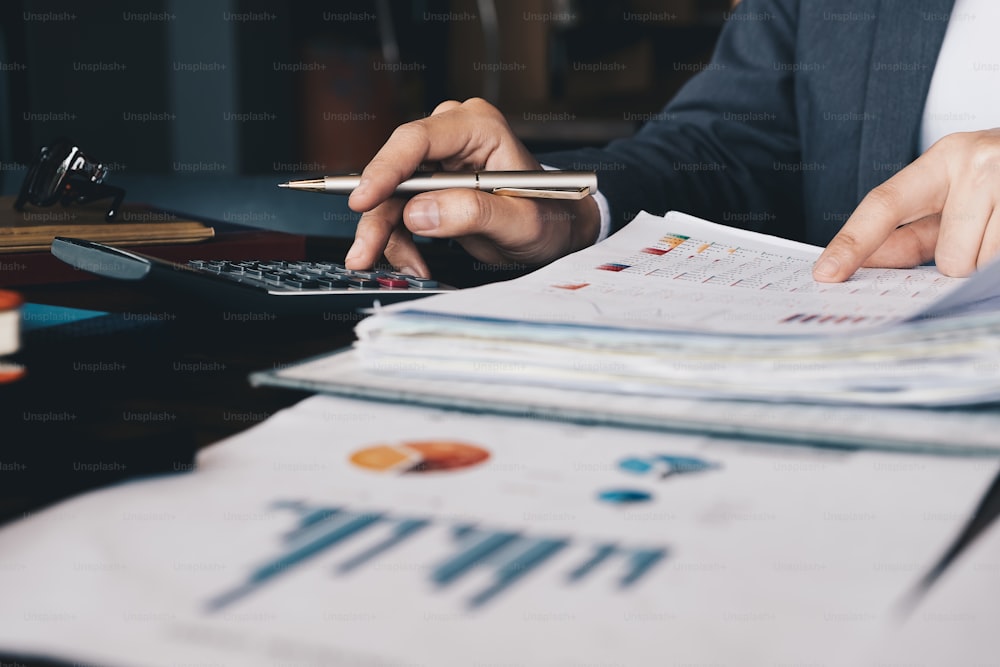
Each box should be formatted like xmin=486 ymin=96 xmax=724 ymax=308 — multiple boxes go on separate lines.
xmin=186 ymin=260 xmax=441 ymax=292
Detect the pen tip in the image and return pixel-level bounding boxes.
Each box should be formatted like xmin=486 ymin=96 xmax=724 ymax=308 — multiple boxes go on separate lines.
xmin=278 ymin=179 xmax=327 ymax=192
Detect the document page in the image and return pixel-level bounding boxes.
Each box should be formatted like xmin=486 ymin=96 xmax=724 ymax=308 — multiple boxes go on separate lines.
xmin=870 ymin=520 xmax=1000 ymax=666
xmin=0 ymin=395 xmax=996 ymax=667
xmin=377 ymin=211 xmax=974 ymax=336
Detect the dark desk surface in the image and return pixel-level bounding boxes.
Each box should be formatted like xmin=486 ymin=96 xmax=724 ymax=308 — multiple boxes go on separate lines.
xmin=0 ymin=235 xmax=530 ymax=523
xmin=1 ymin=286 xmax=336 ymax=522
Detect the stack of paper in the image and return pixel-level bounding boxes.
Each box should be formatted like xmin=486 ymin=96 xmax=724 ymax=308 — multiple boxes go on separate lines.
xmin=353 ymin=212 xmax=1000 ymax=407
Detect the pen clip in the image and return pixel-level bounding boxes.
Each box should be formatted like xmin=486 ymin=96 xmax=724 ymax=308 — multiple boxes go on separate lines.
xmin=490 ymin=187 xmax=592 ymax=200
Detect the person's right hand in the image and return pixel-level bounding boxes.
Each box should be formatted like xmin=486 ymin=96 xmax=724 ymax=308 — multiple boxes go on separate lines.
xmin=345 ymin=98 xmax=601 ymax=277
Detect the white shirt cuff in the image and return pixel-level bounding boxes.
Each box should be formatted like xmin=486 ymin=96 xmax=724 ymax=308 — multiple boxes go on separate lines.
xmin=541 ymin=163 xmax=612 ymax=244
xmin=591 ymin=188 xmax=612 ymax=243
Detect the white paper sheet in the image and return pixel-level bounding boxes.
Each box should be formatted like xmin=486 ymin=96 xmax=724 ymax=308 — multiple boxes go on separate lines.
xmin=366 ymin=211 xmax=984 ymax=336
xmin=869 ymin=521 xmax=1000 ymax=666
xmin=0 ymin=395 xmax=996 ymax=667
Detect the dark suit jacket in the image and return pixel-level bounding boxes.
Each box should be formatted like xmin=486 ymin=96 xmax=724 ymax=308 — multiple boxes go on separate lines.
xmin=541 ymin=0 xmax=957 ymax=244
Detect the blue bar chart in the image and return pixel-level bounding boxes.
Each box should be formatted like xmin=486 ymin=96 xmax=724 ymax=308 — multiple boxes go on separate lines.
xmin=207 ymin=500 xmax=669 ymax=612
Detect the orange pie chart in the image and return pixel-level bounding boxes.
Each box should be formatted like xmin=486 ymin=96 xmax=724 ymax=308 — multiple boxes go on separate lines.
xmin=350 ymin=441 xmax=490 ymax=474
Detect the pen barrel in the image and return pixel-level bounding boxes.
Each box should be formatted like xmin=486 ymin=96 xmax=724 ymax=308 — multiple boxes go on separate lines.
xmin=390 ymin=172 xmax=479 ymax=192
xmin=476 ymin=170 xmax=596 ymax=194
xmin=318 ymin=170 xmax=597 ymax=195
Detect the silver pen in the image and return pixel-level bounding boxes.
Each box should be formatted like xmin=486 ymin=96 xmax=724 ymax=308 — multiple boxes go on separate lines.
xmin=278 ymin=170 xmax=597 ymax=200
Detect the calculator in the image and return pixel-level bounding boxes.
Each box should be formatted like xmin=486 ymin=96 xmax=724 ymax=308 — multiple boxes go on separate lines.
xmin=51 ymin=237 xmax=457 ymax=315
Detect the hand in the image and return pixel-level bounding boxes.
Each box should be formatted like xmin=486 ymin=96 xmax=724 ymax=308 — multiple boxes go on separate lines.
xmin=344 ymin=98 xmax=601 ymax=277
xmin=813 ymin=129 xmax=1000 ymax=282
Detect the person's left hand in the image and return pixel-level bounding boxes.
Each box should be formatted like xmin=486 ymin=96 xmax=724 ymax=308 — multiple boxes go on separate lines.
xmin=813 ymin=128 xmax=1000 ymax=282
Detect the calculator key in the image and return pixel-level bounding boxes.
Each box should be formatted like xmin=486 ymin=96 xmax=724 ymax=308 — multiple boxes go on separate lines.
xmin=263 ymin=272 xmax=285 ymax=282
xmin=316 ymin=278 xmax=346 ymax=289
xmin=284 ymin=278 xmax=322 ymax=289
xmin=188 ymin=260 xmax=206 ymax=268
xmin=406 ymin=277 xmax=439 ymax=288
xmin=244 ymin=268 xmax=264 ymax=278
xmin=348 ymin=277 xmax=380 ymax=288
xmin=377 ymin=276 xmax=409 ymax=289
xmin=350 ymin=270 xmax=383 ymax=280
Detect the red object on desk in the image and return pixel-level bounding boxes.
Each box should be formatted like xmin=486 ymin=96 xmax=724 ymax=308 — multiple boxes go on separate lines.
xmin=0 ymin=289 xmax=25 ymax=383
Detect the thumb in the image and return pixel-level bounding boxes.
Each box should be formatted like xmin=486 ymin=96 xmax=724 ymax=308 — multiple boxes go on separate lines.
xmin=402 ymin=189 xmax=549 ymax=254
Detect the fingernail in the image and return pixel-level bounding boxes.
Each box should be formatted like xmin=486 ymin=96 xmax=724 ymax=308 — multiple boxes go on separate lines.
xmin=813 ymin=256 xmax=840 ymax=279
xmin=398 ymin=265 xmax=418 ymax=277
xmin=407 ymin=199 xmax=440 ymax=232
xmin=352 ymin=178 xmax=371 ymax=200
xmin=345 ymin=237 xmax=365 ymax=263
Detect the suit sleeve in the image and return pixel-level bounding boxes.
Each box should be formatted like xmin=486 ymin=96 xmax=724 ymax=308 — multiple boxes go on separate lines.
xmin=539 ymin=0 xmax=805 ymax=240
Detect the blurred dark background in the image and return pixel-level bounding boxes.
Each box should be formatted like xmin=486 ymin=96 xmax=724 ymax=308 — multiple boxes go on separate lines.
xmin=0 ymin=0 xmax=732 ymax=233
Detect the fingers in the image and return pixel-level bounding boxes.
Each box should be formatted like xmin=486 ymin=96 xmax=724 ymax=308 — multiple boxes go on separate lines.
xmin=934 ymin=187 xmax=991 ymax=276
xmin=978 ymin=207 xmax=1000 ymax=269
xmin=403 ymin=190 xmax=545 ymax=266
xmin=430 ymin=101 xmax=467 ymax=172
xmin=346 ymin=197 xmax=403 ymax=269
xmin=346 ymin=197 xmax=431 ymax=276
xmin=344 ymin=97 xmax=549 ymax=272
xmin=383 ymin=227 xmax=431 ymax=278
xmin=862 ymin=215 xmax=940 ymax=268
xmin=820 ymin=131 xmax=1000 ymax=280
xmin=401 ymin=189 xmax=600 ymax=266
xmin=813 ymin=149 xmax=949 ymax=282
xmin=431 ymin=100 xmax=462 ymax=115
xmin=348 ymin=98 xmax=522 ymax=213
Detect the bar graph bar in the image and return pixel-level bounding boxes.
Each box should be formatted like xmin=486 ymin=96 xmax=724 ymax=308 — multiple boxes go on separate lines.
xmin=336 ymin=518 xmax=430 ymax=574
xmin=206 ymin=507 xmax=383 ymax=611
xmin=431 ymin=527 xmax=521 ymax=586
xmin=467 ymin=537 xmax=568 ymax=608
xmin=206 ymin=501 xmax=670 ymax=613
